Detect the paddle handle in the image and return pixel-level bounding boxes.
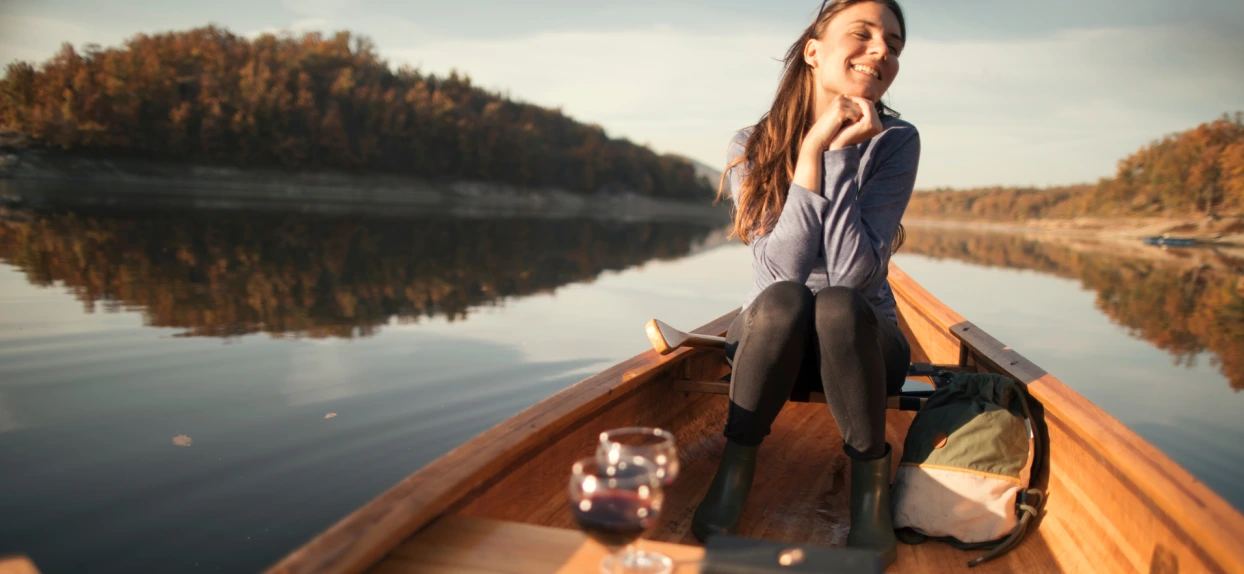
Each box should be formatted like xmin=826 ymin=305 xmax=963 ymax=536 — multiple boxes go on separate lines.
xmin=683 ymin=333 xmax=726 ymax=349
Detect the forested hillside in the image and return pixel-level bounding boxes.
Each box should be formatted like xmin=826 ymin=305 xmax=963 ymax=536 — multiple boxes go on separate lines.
xmin=0 ymin=27 xmax=711 ymax=199
xmin=907 ymin=114 xmax=1244 ymax=220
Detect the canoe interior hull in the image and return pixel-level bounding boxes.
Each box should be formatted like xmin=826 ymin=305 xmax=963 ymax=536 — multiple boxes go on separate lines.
xmin=267 ymin=265 xmax=1244 ymax=574
xmin=455 ymin=378 xmax=918 ymax=548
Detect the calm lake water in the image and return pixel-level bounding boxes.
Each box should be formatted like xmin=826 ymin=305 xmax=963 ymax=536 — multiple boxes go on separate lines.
xmin=0 ymin=205 xmax=1240 ymax=573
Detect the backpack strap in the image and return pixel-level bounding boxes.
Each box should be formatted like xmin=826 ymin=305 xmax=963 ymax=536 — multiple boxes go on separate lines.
xmin=964 ymin=380 xmax=1048 ymax=567
xmin=967 ymin=489 xmax=1043 ymax=567
xmin=892 ymin=376 xmax=1049 ymax=567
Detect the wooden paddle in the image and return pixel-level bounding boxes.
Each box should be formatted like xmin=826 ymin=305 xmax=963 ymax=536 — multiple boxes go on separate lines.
xmin=645 ymin=319 xmax=726 ymax=355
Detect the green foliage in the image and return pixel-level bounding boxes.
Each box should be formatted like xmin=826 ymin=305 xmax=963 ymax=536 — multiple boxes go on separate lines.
xmin=0 ymin=27 xmax=711 ymax=199
xmin=907 ymin=114 xmax=1244 ymax=220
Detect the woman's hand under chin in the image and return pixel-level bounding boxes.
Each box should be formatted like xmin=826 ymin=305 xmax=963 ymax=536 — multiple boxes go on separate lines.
xmin=792 ymin=94 xmax=883 ymax=192
xmin=827 ymin=95 xmax=882 ymax=150
xmin=801 ymin=94 xmax=861 ymax=155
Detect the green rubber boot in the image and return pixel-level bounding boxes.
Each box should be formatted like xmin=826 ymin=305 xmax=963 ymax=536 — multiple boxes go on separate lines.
xmin=846 ymin=443 xmax=898 ymax=568
xmin=691 ymin=440 xmax=758 ymax=541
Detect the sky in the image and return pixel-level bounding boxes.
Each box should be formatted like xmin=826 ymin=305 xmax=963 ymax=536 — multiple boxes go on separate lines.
xmin=0 ymin=0 xmax=1242 ymax=189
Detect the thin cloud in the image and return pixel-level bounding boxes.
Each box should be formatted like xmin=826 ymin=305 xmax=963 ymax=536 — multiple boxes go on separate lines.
xmin=903 ymin=25 xmax=1244 ymax=187
xmin=389 ymin=22 xmax=1243 ymax=188
xmin=384 ymin=25 xmax=790 ymax=174
xmin=0 ymin=14 xmax=103 ymax=64
xmin=280 ymin=0 xmax=349 ymax=19
xmin=245 ymin=17 xmax=331 ymax=38
xmin=1 ymin=1 xmax=1240 ymax=188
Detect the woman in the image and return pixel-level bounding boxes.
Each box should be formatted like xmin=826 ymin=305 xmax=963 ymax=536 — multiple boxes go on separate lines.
xmin=691 ymin=0 xmax=917 ymax=567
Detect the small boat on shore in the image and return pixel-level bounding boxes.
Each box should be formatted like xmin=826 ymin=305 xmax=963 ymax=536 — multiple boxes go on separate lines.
xmin=1143 ymin=236 xmax=1200 ymax=247
xmin=267 ymin=265 xmax=1244 ymax=573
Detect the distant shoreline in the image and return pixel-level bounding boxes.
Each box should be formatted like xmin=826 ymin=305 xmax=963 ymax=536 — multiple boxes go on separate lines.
xmin=903 ymin=215 xmax=1244 ymax=248
xmin=0 ymin=150 xmax=729 ymax=225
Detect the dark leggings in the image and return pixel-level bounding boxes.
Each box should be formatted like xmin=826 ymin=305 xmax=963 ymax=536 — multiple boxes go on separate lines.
xmin=724 ymin=281 xmax=911 ymax=459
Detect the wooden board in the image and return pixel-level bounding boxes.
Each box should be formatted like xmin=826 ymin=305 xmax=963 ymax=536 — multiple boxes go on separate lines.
xmin=377 ymin=514 xmax=1069 ymax=574
xmin=0 ymin=556 xmax=39 ymax=574
xmin=374 ymin=515 xmax=704 ymax=573
xmin=451 ymin=389 xmax=1055 ymax=573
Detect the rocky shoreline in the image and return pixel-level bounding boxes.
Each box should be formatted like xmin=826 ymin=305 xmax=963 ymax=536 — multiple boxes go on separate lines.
xmin=0 ymin=149 xmax=729 ymax=225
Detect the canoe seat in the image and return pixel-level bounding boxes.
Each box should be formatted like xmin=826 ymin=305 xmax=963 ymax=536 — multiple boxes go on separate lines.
xmin=672 ymin=360 xmax=964 ymax=411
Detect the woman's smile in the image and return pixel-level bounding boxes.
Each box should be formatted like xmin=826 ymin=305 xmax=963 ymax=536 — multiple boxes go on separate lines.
xmin=850 ymin=63 xmax=882 ymax=81
xmin=806 ymin=2 xmax=904 ymax=102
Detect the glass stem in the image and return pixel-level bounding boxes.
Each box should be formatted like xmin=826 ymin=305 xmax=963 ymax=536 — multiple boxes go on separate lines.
xmin=609 ymin=543 xmax=636 ymax=573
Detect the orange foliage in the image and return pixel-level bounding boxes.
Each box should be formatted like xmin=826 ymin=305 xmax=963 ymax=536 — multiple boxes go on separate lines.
xmin=0 ymin=28 xmax=711 ymax=199
xmin=906 ymin=114 xmax=1244 ymax=220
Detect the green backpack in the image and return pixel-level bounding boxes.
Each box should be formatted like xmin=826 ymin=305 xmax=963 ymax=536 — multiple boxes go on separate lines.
xmin=891 ymin=372 xmax=1046 ymax=567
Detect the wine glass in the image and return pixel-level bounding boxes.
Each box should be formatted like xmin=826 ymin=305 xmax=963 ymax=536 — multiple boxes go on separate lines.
xmin=597 ymin=427 xmax=679 ymax=487
xmin=569 ymin=457 xmax=670 ymax=574
xmin=596 ymin=428 xmax=678 ymax=572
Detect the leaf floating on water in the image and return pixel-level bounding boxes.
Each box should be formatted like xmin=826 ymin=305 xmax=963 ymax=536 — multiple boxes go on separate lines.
xmin=324 ymin=413 xmax=337 ymax=419
xmin=172 ymin=434 xmax=193 ymax=447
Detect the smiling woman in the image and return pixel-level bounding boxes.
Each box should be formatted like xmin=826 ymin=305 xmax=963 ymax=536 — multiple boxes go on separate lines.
xmin=699 ymin=0 xmax=919 ymax=567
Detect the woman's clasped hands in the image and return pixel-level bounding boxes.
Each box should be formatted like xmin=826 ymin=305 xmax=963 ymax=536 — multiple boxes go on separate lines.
xmin=793 ymin=94 xmax=882 ymax=191
xmin=807 ymin=94 xmax=882 ymax=152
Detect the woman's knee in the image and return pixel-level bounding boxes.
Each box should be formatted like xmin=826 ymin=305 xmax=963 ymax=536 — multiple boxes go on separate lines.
xmin=747 ymin=281 xmax=814 ymax=332
xmin=814 ymin=286 xmax=877 ymax=337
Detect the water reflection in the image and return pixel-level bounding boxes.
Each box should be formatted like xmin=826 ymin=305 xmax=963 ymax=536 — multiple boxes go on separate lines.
xmin=0 ymin=207 xmax=720 ymax=339
xmin=902 ymin=225 xmax=1244 ymax=390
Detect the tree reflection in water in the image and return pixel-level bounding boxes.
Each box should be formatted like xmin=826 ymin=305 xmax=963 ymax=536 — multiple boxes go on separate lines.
xmin=5 ymin=209 xmax=1238 ymax=389
xmin=0 ymin=207 xmax=717 ymax=339
xmin=902 ymin=226 xmax=1244 ymax=390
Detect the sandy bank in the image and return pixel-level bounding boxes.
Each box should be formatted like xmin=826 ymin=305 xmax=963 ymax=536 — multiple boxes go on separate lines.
xmin=904 ymin=214 xmax=1244 ymax=247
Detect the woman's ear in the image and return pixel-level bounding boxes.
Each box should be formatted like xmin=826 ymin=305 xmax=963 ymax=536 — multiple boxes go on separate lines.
xmin=804 ymin=38 xmax=819 ymax=69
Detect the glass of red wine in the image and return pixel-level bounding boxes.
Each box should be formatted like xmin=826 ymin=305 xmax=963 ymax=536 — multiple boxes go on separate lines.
xmin=594 ymin=428 xmax=678 ymax=573
xmin=597 ymin=427 xmax=679 ymax=487
xmin=569 ymin=457 xmax=670 ymax=574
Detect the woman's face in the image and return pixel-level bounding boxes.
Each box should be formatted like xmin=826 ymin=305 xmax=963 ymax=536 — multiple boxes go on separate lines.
xmin=805 ymin=2 xmax=904 ymax=102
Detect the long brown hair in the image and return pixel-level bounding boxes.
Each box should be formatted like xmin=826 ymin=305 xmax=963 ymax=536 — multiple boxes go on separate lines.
xmin=720 ymin=0 xmax=907 ymax=251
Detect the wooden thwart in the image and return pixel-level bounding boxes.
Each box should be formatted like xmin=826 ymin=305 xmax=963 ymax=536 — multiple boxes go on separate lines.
xmin=671 ymin=378 xmax=929 ymax=411
xmin=376 ymin=515 xmax=704 ymax=573
xmin=0 ymin=556 xmax=39 ymax=574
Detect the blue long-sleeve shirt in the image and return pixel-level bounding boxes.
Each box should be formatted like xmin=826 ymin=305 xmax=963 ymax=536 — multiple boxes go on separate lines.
xmin=727 ymin=117 xmax=920 ymax=324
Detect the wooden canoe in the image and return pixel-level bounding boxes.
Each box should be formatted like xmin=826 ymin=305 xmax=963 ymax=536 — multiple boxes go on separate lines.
xmin=267 ymin=264 xmax=1244 ymax=573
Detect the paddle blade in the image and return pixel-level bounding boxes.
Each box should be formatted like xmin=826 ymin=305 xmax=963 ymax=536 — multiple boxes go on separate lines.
xmin=646 ymin=319 xmax=687 ymax=355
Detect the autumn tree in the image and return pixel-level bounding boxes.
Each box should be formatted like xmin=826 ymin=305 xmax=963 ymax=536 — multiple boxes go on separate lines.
xmin=905 ymin=114 xmax=1244 ymax=221
xmin=0 ymin=27 xmax=712 ymax=200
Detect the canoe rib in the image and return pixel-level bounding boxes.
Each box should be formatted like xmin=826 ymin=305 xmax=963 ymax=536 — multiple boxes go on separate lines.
xmin=270 ymin=264 xmax=1244 ymax=573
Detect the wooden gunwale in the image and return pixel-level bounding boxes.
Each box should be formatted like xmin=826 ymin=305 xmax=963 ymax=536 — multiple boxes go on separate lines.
xmin=888 ymin=265 xmax=1244 ymax=572
xmin=269 ymin=264 xmax=1244 ymax=574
